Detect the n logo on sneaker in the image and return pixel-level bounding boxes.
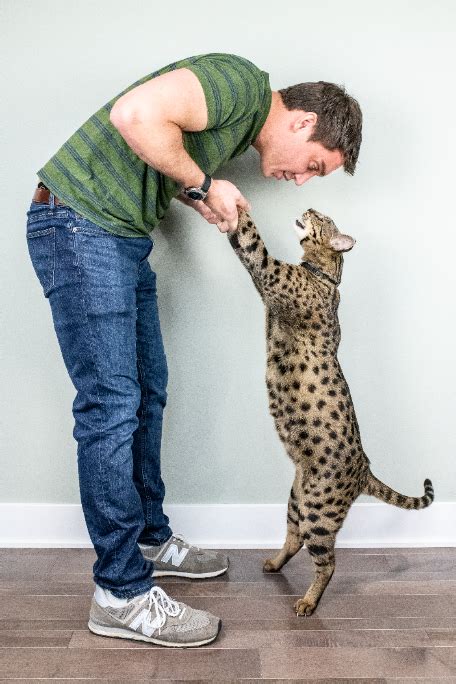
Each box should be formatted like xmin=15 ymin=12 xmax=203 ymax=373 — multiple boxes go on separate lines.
xmin=160 ymin=543 xmax=189 ymax=567
xmin=129 ymin=608 xmax=157 ymax=637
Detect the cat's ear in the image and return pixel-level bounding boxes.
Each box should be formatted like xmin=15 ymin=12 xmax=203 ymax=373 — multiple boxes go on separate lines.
xmin=329 ymin=234 xmax=356 ymax=252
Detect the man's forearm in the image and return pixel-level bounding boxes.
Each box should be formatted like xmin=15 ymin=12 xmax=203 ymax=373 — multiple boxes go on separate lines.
xmin=111 ymin=113 xmax=205 ymax=188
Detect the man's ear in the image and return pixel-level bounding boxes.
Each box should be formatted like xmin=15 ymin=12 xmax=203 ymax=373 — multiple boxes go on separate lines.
xmin=293 ymin=111 xmax=317 ymax=133
xmin=329 ymin=234 xmax=356 ymax=252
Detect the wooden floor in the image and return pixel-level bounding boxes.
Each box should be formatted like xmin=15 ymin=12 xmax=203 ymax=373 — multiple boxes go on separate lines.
xmin=0 ymin=548 xmax=455 ymax=681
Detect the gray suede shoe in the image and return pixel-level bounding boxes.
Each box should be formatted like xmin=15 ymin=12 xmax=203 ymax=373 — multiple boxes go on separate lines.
xmin=140 ymin=533 xmax=229 ymax=579
xmin=88 ymin=586 xmax=221 ymax=647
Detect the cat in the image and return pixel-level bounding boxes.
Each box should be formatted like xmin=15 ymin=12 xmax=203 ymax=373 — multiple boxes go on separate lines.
xmin=228 ymin=207 xmax=434 ymax=615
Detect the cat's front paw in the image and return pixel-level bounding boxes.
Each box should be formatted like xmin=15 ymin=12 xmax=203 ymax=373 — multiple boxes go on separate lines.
xmin=263 ymin=558 xmax=281 ymax=573
xmin=294 ymin=597 xmax=317 ymax=617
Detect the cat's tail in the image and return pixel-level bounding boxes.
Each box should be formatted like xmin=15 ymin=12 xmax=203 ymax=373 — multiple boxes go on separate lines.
xmin=364 ymin=471 xmax=434 ymax=509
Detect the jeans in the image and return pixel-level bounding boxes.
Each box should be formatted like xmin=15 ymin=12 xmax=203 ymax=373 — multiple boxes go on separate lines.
xmin=26 ymin=193 xmax=173 ymax=598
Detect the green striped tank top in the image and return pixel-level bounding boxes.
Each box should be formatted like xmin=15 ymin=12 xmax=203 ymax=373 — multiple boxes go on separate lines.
xmin=37 ymin=53 xmax=272 ymax=238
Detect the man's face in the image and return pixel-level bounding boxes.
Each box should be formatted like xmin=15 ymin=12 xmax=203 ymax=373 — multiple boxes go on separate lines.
xmin=256 ymin=110 xmax=344 ymax=186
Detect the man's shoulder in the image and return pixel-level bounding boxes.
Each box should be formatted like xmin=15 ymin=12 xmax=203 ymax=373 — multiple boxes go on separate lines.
xmin=179 ymin=52 xmax=266 ymax=76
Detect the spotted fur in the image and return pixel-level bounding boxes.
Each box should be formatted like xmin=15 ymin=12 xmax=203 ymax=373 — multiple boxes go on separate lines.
xmin=228 ymin=207 xmax=434 ymax=616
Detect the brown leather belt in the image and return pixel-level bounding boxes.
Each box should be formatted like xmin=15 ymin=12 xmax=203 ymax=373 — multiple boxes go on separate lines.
xmin=33 ymin=182 xmax=66 ymax=206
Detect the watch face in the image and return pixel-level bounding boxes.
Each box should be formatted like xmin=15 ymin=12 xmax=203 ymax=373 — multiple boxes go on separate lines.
xmin=187 ymin=190 xmax=203 ymax=200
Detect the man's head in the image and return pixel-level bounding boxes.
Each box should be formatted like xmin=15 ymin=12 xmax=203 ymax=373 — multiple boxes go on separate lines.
xmin=253 ymin=81 xmax=362 ymax=185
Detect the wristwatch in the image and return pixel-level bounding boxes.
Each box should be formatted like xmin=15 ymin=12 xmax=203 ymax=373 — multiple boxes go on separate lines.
xmin=183 ymin=173 xmax=212 ymax=201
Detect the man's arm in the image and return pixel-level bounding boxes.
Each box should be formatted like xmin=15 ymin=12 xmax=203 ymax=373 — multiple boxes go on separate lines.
xmin=110 ymin=68 xmax=249 ymax=231
xmin=110 ymin=69 xmax=207 ymax=187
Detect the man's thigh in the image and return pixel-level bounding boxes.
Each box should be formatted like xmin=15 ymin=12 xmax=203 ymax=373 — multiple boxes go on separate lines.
xmin=136 ymin=257 xmax=168 ymax=401
xmin=27 ymin=206 xmax=155 ymax=426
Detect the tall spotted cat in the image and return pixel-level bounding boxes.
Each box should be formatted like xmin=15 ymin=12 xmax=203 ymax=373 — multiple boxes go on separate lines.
xmin=228 ymin=207 xmax=434 ymax=616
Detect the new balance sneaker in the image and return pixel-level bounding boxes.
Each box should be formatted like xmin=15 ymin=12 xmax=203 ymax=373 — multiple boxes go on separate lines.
xmin=140 ymin=533 xmax=229 ymax=579
xmin=88 ymin=585 xmax=221 ymax=647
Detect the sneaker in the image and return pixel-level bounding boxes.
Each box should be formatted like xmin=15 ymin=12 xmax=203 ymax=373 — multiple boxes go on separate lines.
xmin=140 ymin=533 xmax=229 ymax=579
xmin=88 ymin=585 xmax=221 ymax=647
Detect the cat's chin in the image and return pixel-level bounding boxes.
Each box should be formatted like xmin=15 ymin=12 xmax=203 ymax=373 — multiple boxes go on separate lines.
xmin=294 ymin=220 xmax=307 ymax=241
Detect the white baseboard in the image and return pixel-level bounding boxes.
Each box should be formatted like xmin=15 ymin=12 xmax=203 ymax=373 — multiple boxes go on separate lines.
xmin=0 ymin=502 xmax=454 ymax=548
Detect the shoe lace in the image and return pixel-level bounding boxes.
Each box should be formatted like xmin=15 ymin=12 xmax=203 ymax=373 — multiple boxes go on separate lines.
xmin=144 ymin=586 xmax=186 ymax=635
xmin=173 ymin=532 xmax=201 ymax=552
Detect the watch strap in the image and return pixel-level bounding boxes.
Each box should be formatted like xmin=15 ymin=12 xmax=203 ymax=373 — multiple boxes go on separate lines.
xmin=184 ymin=174 xmax=212 ymax=197
xmin=201 ymin=173 xmax=212 ymax=193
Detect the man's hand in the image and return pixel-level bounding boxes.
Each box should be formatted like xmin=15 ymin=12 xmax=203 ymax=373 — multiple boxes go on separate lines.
xmin=204 ymin=179 xmax=250 ymax=233
xmin=176 ymin=193 xmax=219 ymax=224
xmin=176 ymin=179 xmax=250 ymax=233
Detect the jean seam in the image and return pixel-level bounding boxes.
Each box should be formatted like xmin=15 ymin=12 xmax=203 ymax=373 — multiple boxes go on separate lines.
xmin=26 ymin=226 xmax=55 ymax=237
xmin=137 ymin=256 xmax=153 ymax=532
xmin=51 ymin=225 xmax=56 ymax=291
xmin=136 ymin=345 xmax=152 ymax=528
xmin=73 ymin=228 xmax=119 ymax=578
xmin=27 ymin=202 xmax=72 ymax=225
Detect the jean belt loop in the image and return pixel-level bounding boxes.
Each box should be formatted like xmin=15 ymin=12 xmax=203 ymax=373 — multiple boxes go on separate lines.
xmin=49 ymin=192 xmax=55 ymax=210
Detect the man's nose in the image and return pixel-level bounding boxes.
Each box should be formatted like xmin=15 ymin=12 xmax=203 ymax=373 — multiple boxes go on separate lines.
xmin=294 ymin=173 xmax=314 ymax=186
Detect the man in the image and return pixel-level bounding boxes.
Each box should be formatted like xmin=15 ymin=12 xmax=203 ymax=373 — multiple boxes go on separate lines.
xmin=26 ymin=53 xmax=362 ymax=647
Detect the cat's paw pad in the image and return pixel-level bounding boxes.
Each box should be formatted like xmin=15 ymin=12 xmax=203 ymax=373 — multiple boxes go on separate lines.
xmin=263 ymin=558 xmax=280 ymax=573
xmin=294 ymin=598 xmax=316 ymax=617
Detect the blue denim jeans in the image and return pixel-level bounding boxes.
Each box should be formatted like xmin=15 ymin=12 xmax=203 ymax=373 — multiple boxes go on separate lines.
xmin=26 ymin=193 xmax=173 ymax=598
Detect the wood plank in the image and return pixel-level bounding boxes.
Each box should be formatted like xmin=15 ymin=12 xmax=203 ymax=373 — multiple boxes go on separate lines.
xmin=0 ymin=629 xmax=72 ymax=648
xmin=0 ymin=646 xmax=261 ymax=679
xmin=194 ymin=594 xmax=456 ymax=620
xmin=69 ymin=626 xmax=436 ymax=650
xmin=260 ymin=646 xmax=456 ymax=679
xmin=2 ymin=575 xmax=456 ymax=597
xmin=163 ymin=575 xmax=456 ymax=598
xmin=0 ymin=548 xmax=96 ymax=575
xmin=0 ymin=680 xmax=446 ymax=684
xmin=242 ymin=680 xmax=445 ymax=684
xmin=2 ymin=548 xmax=456 ymax=580
xmin=2 ymin=615 xmax=456 ymax=632
xmin=0 ymin=681 xmax=219 ymax=684
xmin=0 ymin=619 xmax=87 ymax=631
xmin=1 ymin=593 xmax=455 ymax=621
xmin=426 ymin=629 xmax=456 ymax=646
xmin=222 ymin=616 xmax=456 ymax=631
xmin=0 ymin=681 xmax=188 ymax=684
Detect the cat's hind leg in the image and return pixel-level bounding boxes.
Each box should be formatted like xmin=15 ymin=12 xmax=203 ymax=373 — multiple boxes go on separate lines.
xmin=263 ymin=480 xmax=304 ymax=572
xmin=294 ymin=524 xmax=337 ymax=616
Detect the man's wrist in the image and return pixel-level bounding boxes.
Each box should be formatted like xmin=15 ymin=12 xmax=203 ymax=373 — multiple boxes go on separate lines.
xmin=182 ymin=173 xmax=212 ymax=201
xmin=182 ymin=170 xmax=206 ymax=190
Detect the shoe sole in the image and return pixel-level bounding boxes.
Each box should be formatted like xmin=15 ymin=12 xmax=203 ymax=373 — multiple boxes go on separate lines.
xmin=152 ymin=565 xmax=229 ymax=579
xmin=88 ymin=618 xmax=221 ymax=648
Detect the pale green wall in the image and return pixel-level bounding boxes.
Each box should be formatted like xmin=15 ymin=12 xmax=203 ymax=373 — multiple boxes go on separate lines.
xmin=2 ymin=0 xmax=455 ymax=505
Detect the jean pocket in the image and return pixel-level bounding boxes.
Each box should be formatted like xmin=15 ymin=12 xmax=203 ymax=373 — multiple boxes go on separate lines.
xmin=26 ymin=226 xmax=56 ymax=298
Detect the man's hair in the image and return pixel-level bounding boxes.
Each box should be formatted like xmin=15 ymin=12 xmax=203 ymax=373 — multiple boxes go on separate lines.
xmin=278 ymin=81 xmax=362 ymax=175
